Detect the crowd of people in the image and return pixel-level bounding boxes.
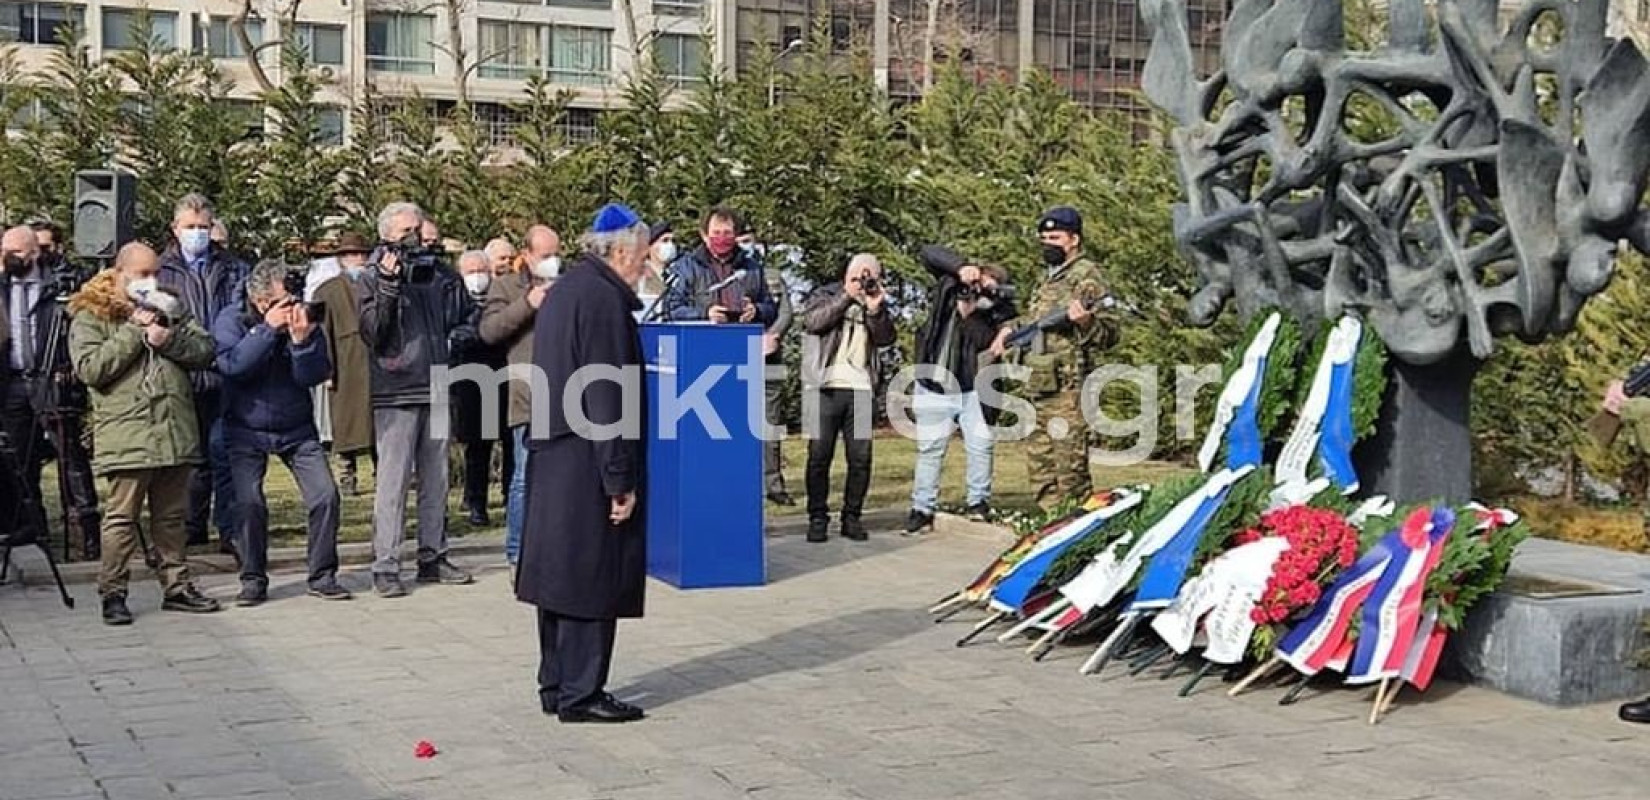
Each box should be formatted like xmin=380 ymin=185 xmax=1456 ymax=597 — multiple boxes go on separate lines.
xmin=2 ymin=190 xmax=1117 ymax=723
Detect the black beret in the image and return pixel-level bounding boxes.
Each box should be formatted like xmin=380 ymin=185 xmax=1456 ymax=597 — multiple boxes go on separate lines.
xmin=1037 ymin=206 xmax=1083 ymax=236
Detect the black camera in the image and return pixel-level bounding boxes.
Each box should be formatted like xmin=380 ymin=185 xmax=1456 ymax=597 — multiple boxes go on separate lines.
xmin=282 ymin=267 xmax=307 ymax=299
xmin=388 ymin=233 xmax=443 ymax=284
xmin=856 ymin=274 xmax=882 ymax=295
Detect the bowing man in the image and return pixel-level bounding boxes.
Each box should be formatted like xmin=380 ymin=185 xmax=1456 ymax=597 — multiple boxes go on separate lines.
xmin=516 ymin=203 xmax=650 ymax=724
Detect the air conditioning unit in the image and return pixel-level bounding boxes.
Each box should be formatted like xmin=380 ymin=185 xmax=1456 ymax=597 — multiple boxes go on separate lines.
xmin=320 ymin=66 xmax=336 ymax=79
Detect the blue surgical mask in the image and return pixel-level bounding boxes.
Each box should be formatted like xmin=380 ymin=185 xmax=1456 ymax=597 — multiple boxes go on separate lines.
xmin=179 ymin=229 xmax=212 ymax=259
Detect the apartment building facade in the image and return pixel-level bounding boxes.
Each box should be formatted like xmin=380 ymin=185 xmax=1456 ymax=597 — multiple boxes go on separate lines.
xmin=2 ymin=0 xmax=1227 ymax=143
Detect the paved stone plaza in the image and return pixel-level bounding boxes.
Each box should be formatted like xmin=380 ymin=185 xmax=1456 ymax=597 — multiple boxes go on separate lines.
xmin=0 ymin=519 xmax=1643 ymax=800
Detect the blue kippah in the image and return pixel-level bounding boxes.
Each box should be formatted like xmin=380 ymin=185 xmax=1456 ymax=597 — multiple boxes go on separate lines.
xmin=591 ymin=203 xmax=643 ymax=234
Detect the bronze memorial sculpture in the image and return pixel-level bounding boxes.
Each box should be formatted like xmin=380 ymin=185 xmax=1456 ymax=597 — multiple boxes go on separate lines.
xmin=1141 ymin=0 xmax=1650 ymax=502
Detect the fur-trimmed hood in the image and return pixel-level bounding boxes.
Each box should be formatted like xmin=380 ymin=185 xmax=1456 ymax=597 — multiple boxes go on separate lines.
xmin=67 ymin=269 xmax=134 ymax=321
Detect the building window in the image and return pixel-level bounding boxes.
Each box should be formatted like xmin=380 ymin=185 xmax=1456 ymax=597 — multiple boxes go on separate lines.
xmin=653 ymin=33 xmax=705 ymax=83
xmin=654 ymin=0 xmax=702 ymax=16
xmin=478 ymin=20 xmax=542 ymax=80
xmin=548 ymin=25 xmax=610 ymax=85
xmin=478 ymin=21 xmax=610 ymax=86
xmin=317 ymin=105 xmax=344 ymax=146
xmin=546 ymin=0 xmax=610 ymax=9
xmin=197 ymin=15 xmax=260 ymax=59
xmin=365 ymin=12 xmax=435 ymax=74
xmin=294 ymin=22 xmax=345 ymax=66
xmin=6 ymin=96 xmax=50 ymax=130
xmin=102 ymin=8 xmax=176 ymax=50
xmin=0 ymin=1 xmax=81 ymax=46
xmin=558 ymin=106 xmax=599 ymax=143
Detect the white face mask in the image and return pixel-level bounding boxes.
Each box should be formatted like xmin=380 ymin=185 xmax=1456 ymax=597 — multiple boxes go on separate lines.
xmin=178 ymin=229 xmax=211 ymax=259
xmin=125 ymin=276 xmax=158 ymax=300
xmin=531 ymin=256 xmax=561 ymax=280
xmin=653 ymin=241 xmax=678 ymax=264
xmin=463 ymin=272 xmax=491 ymax=295
xmin=345 ymin=265 xmax=366 ymax=279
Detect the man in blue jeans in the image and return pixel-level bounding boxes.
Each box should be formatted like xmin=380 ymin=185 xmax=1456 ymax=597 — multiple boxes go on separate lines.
xmin=480 ymin=226 xmax=559 ymax=565
xmin=906 ymin=246 xmax=1015 ymax=533
xmin=214 ymin=260 xmax=350 ymax=605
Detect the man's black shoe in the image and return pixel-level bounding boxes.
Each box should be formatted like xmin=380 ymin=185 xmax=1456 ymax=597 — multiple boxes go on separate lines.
xmin=101 ymin=594 xmax=133 ymax=626
xmin=840 ymin=516 xmax=869 ymax=542
xmin=308 ymin=580 xmax=353 ymax=601
xmin=374 ymin=573 xmax=408 ymax=598
xmin=966 ymin=502 xmax=992 ymax=522
xmin=1620 ymin=697 xmax=1650 ymax=724
xmin=806 ymin=518 xmax=829 ymax=543
xmin=235 ymin=583 xmax=268 ymax=607
xmin=540 ymin=689 xmax=558 ymax=716
xmin=558 ymin=694 xmax=644 ymax=724
xmin=767 ymin=491 xmax=796 ymax=507
xmin=162 ymin=586 xmax=222 ymax=614
xmin=467 ymin=507 xmax=490 ymax=526
xmin=417 ymin=556 xmax=475 ymax=585
xmin=904 ymin=509 xmax=934 ymax=536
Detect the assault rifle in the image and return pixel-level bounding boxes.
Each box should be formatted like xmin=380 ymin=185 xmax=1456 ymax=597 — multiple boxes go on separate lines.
xmin=1588 ymin=361 xmax=1650 ymax=446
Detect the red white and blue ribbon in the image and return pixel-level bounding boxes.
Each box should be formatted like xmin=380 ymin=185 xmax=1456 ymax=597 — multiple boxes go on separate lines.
xmin=1347 ymin=507 xmax=1455 ymax=684
xmin=1275 ymin=508 xmax=1428 ymax=674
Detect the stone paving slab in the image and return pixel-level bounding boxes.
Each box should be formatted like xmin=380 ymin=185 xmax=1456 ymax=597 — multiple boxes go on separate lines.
xmin=0 ymin=519 xmax=1643 ymax=800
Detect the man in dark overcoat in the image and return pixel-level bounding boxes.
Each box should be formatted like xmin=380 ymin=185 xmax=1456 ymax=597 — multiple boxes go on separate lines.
xmin=516 ymin=203 xmax=650 ymax=725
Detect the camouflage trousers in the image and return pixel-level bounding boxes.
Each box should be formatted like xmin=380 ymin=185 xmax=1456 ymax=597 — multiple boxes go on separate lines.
xmin=1027 ymin=389 xmax=1091 ymax=511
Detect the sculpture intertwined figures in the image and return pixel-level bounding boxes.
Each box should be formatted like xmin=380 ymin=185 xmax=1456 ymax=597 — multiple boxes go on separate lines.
xmin=1143 ymin=0 xmax=1650 ymax=365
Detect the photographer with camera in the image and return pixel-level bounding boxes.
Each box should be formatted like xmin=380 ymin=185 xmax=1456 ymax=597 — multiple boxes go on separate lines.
xmin=158 ymin=193 xmax=249 ymax=555
xmin=214 ymin=261 xmax=350 ymax=606
xmin=1 ymin=225 xmax=101 ymax=559
xmin=69 ymin=242 xmax=222 ymax=624
xmin=904 ymin=246 xmax=1018 ymax=533
xmin=799 ymin=254 xmax=896 ymax=543
xmin=357 ymin=202 xmax=473 ymax=597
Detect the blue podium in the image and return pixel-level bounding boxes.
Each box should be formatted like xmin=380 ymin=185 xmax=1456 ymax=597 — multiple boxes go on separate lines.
xmin=641 ymin=323 xmax=767 ymax=588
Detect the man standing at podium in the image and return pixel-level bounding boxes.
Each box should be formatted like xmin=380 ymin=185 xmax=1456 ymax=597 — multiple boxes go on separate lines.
xmin=517 ymin=203 xmax=649 ymax=725
xmin=659 ymin=207 xmax=777 ymax=325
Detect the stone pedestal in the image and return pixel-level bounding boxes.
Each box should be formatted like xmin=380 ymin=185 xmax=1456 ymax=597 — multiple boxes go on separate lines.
xmin=1355 ymin=349 xmax=1479 ymax=505
xmin=1444 ymin=538 xmax=1650 ymax=705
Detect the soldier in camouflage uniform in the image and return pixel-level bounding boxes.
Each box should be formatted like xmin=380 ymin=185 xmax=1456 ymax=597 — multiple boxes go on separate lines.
xmin=1602 ymin=378 xmax=1650 ymax=723
xmin=1021 ymin=207 xmax=1120 ymax=510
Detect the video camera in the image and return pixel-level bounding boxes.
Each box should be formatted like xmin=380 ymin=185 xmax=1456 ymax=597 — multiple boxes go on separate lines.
xmin=387 ymin=233 xmax=444 ymax=285
xmin=134 ymin=289 xmax=186 ymax=328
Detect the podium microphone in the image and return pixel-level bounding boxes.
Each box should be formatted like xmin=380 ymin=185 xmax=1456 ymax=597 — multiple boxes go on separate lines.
xmin=700 ymin=269 xmax=749 ymax=296
xmin=642 ymin=269 xmax=682 ymax=323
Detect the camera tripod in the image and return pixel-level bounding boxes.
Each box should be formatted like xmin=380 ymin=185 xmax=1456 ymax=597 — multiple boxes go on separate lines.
xmin=0 ymin=285 xmax=92 ymax=608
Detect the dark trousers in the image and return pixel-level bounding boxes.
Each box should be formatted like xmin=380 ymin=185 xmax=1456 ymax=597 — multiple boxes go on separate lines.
xmin=461 ymin=438 xmax=513 ymax=514
xmin=805 ymin=388 xmax=873 ymax=522
xmin=537 ymin=610 xmax=618 ymax=712
xmin=187 ymin=390 xmax=235 ymax=545
xmin=227 ymin=435 xmax=341 ymax=588
xmin=2 ymin=379 xmax=100 ymax=558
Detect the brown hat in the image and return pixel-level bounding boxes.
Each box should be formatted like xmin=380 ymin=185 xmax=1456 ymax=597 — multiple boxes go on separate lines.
xmin=334 ymin=231 xmax=373 ymax=255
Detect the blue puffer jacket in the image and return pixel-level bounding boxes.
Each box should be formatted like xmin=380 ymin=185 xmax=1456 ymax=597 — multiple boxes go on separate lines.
xmin=213 ymin=306 xmax=332 ymax=448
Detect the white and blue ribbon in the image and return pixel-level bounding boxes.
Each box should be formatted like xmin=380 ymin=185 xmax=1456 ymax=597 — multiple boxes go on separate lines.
xmin=1198 ymin=313 xmax=1282 ymax=474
